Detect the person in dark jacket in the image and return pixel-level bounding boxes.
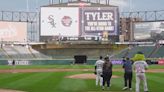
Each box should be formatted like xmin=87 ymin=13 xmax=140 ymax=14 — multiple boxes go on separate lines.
xmin=122 ymin=57 xmax=133 ymax=91
xmin=12 ymin=60 xmax=16 ymax=73
xmin=102 ymin=57 xmax=113 ymax=90
xmin=12 ymin=60 xmax=15 ymax=66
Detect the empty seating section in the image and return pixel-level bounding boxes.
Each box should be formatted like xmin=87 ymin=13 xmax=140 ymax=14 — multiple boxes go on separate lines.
xmin=151 ymin=45 xmax=164 ymax=58
xmin=28 ymin=48 xmax=50 ymax=59
xmin=113 ymin=48 xmax=129 ymax=59
xmin=14 ymin=46 xmax=35 ymax=59
xmin=0 ymin=45 xmax=163 ymax=60
xmin=130 ymin=46 xmax=155 ymax=57
xmin=0 ymin=46 xmax=51 ymax=60
xmin=0 ymin=48 xmax=9 ymax=59
xmin=113 ymin=46 xmax=157 ymax=59
xmin=2 ymin=46 xmax=19 ymax=59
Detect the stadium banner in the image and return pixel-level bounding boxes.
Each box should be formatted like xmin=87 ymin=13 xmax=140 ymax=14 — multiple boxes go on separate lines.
xmin=0 ymin=21 xmax=27 ymax=42
xmin=41 ymin=7 xmax=79 ymax=36
xmin=1 ymin=60 xmax=75 ymax=65
xmin=1 ymin=60 xmax=123 ymax=65
xmin=8 ymin=60 xmax=30 ymax=65
xmin=133 ymin=21 xmax=164 ymax=41
xmin=111 ymin=60 xmax=123 ymax=65
xmin=80 ymin=7 xmax=119 ymax=36
xmin=158 ymin=59 xmax=164 ymax=65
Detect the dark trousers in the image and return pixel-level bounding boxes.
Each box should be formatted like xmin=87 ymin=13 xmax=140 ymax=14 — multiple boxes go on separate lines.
xmin=124 ymin=72 xmax=133 ymax=88
xmin=102 ymin=72 xmax=112 ymax=87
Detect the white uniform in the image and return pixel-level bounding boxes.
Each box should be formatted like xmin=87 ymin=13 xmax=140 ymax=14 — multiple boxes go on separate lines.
xmin=133 ymin=61 xmax=148 ymax=92
xmin=95 ymin=59 xmax=104 ymax=86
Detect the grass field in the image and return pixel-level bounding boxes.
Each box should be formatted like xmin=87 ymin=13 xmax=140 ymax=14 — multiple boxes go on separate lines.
xmin=0 ymin=65 xmax=163 ymax=92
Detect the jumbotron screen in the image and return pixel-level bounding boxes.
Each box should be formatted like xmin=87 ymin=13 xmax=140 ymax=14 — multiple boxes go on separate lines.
xmin=80 ymin=7 xmax=118 ymax=36
xmin=41 ymin=6 xmax=118 ymax=37
xmin=133 ymin=22 xmax=164 ymax=41
xmin=41 ymin=7 xmax=79 ymax=36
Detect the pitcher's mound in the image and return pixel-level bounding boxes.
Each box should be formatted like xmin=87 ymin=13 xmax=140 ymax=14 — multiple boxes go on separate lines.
xmin=66 ymin=73 xmax=120 ymax=79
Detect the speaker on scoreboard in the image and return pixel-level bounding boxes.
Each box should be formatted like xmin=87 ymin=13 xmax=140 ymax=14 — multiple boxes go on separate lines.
xmin=74 ymin=55 xmax=87 ymax=64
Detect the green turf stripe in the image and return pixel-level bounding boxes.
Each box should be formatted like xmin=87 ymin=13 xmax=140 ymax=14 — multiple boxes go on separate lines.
xmin=0 ymin=69 xmax=163 ymax=92
xmin=0 ymin=73 xmax=34 ymax=87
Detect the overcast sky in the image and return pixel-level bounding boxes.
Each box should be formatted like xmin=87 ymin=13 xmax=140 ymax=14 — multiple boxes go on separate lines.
xmin=0 ymin=0 xmax=163 ymax=12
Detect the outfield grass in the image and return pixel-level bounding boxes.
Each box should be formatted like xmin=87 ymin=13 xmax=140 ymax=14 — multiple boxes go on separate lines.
xmin=0 ymin=65 xmax=163 ymax=92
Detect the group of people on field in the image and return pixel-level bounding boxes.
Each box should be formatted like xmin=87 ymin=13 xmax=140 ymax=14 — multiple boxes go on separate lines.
xmin=94 ymin=51 xmax=149 ymax=92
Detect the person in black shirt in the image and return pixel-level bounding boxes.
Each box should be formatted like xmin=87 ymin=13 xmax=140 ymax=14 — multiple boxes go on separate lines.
xmin=12 ymin=60 xmax=15 ymax=66
xmin=12 ymin=60 xmax=16 ymax=73
xmin=102 ymin=57 xmax=113 ymax=90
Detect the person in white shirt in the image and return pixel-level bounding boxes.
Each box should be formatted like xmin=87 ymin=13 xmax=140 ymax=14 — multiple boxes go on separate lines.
xmin=94 ymin=56 xmax=104 ymax=86
xmin=133 ymin=52 xmax=149 ymax=92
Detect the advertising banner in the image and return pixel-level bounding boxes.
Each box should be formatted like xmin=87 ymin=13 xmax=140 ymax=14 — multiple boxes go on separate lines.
xmin=8 ymin=60 xmax=30 ymax=65
xmin=0 ymin=22 xmax=27 ymax=42
xmin=111 ymin=60 xmax=123 ymax=65
xmin=158 ymin=59 xmax=164 ymax=65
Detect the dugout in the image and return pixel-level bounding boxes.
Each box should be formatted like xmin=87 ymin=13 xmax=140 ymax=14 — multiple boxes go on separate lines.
xmin=74 ymin=55 xmax=87 ymax=64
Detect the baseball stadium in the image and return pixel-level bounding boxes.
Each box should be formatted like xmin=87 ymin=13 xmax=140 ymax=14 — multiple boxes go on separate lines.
xmin=0 ymin=0 xmax=164 ymax=92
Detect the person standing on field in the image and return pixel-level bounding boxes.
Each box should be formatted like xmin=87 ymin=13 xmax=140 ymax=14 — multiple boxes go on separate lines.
xmin=102 ymin=57 xmax=112 ymax=90
xmin=133 ymin=52 xmax=149 ymax=92
xmin=12 ymin=60 xmax=15 ymax=66
xmin=122 ymin=57 xmax=133 ymax=91
xmin=94 ymin=56 xmax=104 ymax=86
xmin=12 ymin=60 xmax=16 ymax=73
